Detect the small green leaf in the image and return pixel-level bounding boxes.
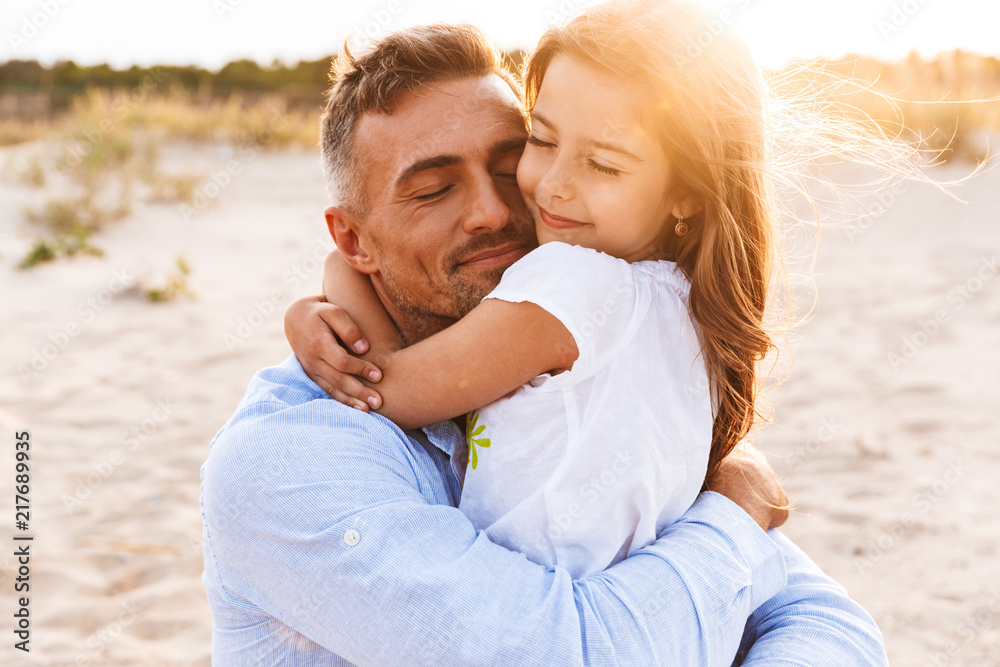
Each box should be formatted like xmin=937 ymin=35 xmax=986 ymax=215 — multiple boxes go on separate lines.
xmin=466 ymin=409 xmax=491 ymax=470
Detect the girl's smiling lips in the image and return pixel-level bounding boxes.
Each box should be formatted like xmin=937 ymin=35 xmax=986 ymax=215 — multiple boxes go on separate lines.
xmin=539 ymin=206 xmax=589 ymax=231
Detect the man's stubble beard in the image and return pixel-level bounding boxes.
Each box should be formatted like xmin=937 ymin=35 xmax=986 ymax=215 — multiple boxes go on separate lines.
xmin=378 ymin=261 xmax=504 ymax=344
xmin=374 ymin=226 xmax=536 ymax=345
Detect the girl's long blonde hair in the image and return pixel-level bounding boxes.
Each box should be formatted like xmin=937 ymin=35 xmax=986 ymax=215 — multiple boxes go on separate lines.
xmin=524 ymin=0 xmax=940 ymax=484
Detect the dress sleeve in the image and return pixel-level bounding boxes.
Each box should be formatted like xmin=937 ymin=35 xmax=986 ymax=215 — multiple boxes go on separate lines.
xmin=484 ymin=242 xmax=651 ymax=380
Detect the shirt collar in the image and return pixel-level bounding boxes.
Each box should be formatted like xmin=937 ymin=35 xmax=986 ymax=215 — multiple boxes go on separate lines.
xmin=419 ymin=419 xmax=463 ymax=456
xmin=420 ymin=419 xmax=468 ymax=491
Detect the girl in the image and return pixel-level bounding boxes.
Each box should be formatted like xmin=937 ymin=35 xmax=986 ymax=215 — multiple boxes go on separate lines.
xmin=286 ymin=0 xmax=906 ymax=578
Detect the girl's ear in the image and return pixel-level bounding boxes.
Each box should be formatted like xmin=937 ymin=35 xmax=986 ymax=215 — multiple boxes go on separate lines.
xmin=325 ymin=206 xmax=377 ymax=275
xmin=671 ymin=195 xmax=704 ymax=222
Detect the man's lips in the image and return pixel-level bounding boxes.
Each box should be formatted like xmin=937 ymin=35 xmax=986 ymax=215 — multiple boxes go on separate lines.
xmin=539 ymin=206 xmax=589 ymax=231
xmin=458 ymin=242 xmax=527 ymax=268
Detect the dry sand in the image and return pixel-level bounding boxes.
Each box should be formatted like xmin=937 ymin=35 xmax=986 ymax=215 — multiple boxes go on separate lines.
xmin=0 ymin=142 xmax=997 ymax=666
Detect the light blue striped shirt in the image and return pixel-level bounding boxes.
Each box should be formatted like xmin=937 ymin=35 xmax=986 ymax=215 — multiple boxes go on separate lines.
xmin=200 ymin=355 xmax=887 ymax=665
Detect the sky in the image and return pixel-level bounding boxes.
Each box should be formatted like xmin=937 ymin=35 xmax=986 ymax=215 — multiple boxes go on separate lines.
xmin=1 ymin=0 xmax=998 ymax=71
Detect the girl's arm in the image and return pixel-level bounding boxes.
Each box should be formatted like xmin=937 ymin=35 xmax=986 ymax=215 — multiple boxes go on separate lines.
xmin=284 ymin=294 xmax=385 ymax=409
xmin=369 ymin=294 xmax=578 ymax=429
xmin=284 ymin=251 xmax=400 ymax=410
xmin=321 ymin=250 xmax=404 ymax=357
xmin=286 ymin=252 xmax=579 ymax=427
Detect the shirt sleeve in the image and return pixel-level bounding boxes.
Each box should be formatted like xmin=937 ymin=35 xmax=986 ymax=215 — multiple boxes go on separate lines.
xmin=203 ymin=397 xmax=787 ymax=666
xmin=484 ymin=242 xmax=653 ymax=381
xmin=734 ymin=531 xmax=889 ymax=666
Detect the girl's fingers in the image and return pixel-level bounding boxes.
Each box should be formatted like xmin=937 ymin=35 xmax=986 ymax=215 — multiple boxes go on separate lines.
xmin=302 ymin=369 xmax=358 ymax=407
xmin=328 ymin=384 xmax=370 ymax=412
xmin=319 ymin=360 xmax=383 ymax=410
xmin=311 ymin=368 xmax=368 ymax=411
xmin=326 ymin=346 xmax=382 ymax=384
xmin=302 ymin=357 xmax=366 ymax=408
xmin=320 ymin=305 xmax=368 ymax=354
xmin=313 ymin=304 xmax=381 ymax=381
xmin=362 ymin=362 xmax=382 ymax=383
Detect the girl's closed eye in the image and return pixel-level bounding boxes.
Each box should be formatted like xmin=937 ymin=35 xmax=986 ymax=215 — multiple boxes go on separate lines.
xmin=527 ymin=133 xmax=621 ymax=177
xmin=588 ymin=160 xmax=622 ymax=177
xmin=527 ymin=134 xmax=555 ymax=148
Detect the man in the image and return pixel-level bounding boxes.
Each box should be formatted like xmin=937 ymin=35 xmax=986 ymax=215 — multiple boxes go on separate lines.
xmin=200 ymin=24 xmax=887 ymax=665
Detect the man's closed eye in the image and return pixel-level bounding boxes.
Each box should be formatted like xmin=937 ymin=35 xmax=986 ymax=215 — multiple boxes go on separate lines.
xmin=415 ymin=185 xmax=453 ymax=201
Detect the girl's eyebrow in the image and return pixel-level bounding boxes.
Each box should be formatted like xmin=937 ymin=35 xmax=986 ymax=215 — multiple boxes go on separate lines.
xmin=531 ymin=111 xmax=643 ymax=162
xmin=530 ymin=111 xmax=555 ymax=130
xmin=590 ymin=139 xmax=643 ymax=162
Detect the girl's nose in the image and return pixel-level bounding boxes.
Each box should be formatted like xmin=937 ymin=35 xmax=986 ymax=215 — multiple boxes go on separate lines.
xmin=538 ymin=160 xmax=575 ymax=204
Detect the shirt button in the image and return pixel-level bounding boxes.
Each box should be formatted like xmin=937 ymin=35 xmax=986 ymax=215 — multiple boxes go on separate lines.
xmin=344 ymin=529 xmax=360 ymax=546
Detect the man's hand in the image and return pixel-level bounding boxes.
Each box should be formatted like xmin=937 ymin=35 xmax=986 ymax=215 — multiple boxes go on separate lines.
xmin=705 ymin=443 xmax=790 ymax=532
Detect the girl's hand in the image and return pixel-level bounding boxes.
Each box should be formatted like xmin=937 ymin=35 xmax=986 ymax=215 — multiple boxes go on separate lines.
xmin=284 ymin=295 xmax=384 ymax=412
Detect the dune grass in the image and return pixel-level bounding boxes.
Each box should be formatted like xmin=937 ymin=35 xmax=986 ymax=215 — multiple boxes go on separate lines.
xmin=19 ymin=191 xmax=130 ymax=268
xmin=803 ymin=52 xmax=1000 ymax=162
xmin=6 ymin=90 xmax=316 ymax=299
xmin=0 ymin=118 xmax=48 ymax=147
xmin=54 ymin=86 xmax=318 ymax=150
xmin=3 ymin=52 xmax=997 ymax=277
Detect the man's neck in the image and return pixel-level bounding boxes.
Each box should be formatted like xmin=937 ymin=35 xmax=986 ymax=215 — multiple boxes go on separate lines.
xmin=371 ymin=279 xmax=457 ymax=347
xmin=395 ymin=313 xmax=458 ymax=347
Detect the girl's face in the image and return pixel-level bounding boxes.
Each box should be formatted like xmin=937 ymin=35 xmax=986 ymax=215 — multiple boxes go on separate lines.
xmin=517 ymin=54 xmax=677 ymax=262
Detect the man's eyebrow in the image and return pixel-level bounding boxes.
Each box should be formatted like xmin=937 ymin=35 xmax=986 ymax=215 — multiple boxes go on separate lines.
xmin=394 ymin=137 xmax=525 ymax=189
xmin=532 ymin=111 xmax=643 ymax=162
xmin=395 ymin=155 xmax=462 ymax=188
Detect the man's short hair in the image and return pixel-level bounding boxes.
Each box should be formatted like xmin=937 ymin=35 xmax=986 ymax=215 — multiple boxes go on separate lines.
xmin=320 ymin=24 xmax=524 ymax=217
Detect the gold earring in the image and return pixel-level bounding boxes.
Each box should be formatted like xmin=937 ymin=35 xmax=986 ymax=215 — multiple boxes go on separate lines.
xmin=674 ymin=216 xmax=688 ymax=236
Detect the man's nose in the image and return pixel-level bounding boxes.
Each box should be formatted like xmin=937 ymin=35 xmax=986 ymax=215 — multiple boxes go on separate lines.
xmin=463 ymin=174 xmax=515 ymax=234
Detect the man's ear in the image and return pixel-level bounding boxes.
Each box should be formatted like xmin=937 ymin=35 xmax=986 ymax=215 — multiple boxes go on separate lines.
xmin=325 ymin=206 xmax=377 ymax=275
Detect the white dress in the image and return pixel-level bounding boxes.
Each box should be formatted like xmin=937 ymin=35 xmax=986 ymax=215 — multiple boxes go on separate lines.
xmin=457 ymin=241 xmax=715 ymax=579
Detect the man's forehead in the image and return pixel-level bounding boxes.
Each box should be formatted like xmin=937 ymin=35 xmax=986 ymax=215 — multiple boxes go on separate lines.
xmin=356 ymin=74 xmax=526 ymax=175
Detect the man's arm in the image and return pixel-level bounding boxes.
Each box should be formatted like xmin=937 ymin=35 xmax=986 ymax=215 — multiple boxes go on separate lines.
xmin=707 ymin=445 xmax=887 ymax=665
xmin=735 ymin=530 xmax=889 ymax=666
xmin=202 ymin=362 xmax=786 ymax=666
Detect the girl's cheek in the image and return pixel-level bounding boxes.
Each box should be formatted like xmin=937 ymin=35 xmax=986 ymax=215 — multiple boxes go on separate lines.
xmin=516 ymin=152 xmax=538 ymax=205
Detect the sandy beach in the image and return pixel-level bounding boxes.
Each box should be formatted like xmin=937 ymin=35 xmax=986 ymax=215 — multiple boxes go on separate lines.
xmin=1 ymin=141 xmax=997 ymax=665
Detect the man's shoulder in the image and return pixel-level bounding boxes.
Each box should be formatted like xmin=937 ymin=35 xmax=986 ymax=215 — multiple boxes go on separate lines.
xmin=220 ymin=354 xmax=342 ymax=426
xmin=205 ymin=355 xmax=415 ymax=484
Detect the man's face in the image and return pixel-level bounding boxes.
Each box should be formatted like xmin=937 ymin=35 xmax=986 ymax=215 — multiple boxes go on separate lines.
xmin=352 ymin=74 xmax=537 ymax=329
